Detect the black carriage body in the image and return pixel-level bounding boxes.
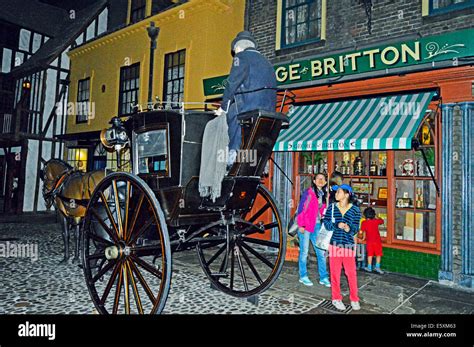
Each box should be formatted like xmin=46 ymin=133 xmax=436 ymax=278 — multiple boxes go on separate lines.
xmin=124 ymin=109 xmax=288 ymax=228
xmin=82 ymin=108 xmax=290 ymax=314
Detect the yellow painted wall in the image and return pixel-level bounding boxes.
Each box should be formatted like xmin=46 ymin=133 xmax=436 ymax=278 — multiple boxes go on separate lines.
xmin=67 ymin=0 xmax=245 ymax=134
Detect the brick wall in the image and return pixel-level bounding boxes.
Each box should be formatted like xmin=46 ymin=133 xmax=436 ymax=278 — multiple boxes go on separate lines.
xmin=247 ymin=0 xmax=473 ymax=282
xmin=247 ymin=0 xmax=474 ymax=64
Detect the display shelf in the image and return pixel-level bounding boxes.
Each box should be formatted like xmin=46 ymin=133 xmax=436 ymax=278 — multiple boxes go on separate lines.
xmin=394 ymin=176 xmax=434 ymax=180
xmin=395 ymin=207 xmax=436 ymax=213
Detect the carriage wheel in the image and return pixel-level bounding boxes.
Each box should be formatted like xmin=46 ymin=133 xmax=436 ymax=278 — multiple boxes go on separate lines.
xmin=82 ymin=172 xmax=171 ymax=314
xmin=196 ymin=185 xmax=286 ymax=297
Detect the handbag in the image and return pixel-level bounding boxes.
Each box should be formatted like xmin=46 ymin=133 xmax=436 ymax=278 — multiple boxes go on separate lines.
xmin=287 ymin=214 xmax=299 ymax=237
xmin=287 ymin=191 xmax=311 ymax=237
xmin=315 ymin=203 xmax=335 ymax=251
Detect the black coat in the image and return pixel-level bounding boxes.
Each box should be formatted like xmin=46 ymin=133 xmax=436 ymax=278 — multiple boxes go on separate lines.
xmin=221 ymin=48 xmax=277 ymax=114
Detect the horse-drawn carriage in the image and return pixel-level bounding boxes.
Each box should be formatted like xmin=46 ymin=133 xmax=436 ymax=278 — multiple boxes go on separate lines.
xmin=44 ymin=100 xmax=290 ymax=314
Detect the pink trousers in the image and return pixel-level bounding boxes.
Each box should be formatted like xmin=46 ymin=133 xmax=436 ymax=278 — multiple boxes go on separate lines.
xmin=328 ymin=245 xmax=359 ymax=302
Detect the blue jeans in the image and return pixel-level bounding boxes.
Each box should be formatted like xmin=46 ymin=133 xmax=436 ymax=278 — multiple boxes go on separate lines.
xmin=298 ymin=223 xmax=329 ymax=280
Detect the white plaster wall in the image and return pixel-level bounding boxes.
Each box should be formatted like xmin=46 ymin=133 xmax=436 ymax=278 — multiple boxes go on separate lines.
xmin=23 ymin=140 xmax=38 ymax=212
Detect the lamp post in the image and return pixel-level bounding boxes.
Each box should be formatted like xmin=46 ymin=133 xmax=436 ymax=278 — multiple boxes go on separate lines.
xmin=146 ymin=22 xmax=160 ymax=109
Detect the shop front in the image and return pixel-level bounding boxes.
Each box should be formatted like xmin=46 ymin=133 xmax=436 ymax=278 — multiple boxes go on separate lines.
xmin=275 ymin=90 xmax=443 ymax=279
xmin=203 ymin=27 xmax=474 ymax=284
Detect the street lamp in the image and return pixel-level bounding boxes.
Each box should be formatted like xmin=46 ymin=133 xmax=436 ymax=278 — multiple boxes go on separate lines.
xmin=147 ymin=22 xmax=160 ymax=109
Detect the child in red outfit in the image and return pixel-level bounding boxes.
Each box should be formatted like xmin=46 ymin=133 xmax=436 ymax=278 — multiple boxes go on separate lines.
xmin=360 ymin=207 xmax=384 ymax=274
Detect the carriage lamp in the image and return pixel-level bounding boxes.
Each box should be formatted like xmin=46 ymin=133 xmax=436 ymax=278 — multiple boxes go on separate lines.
xmin=100 ymin=117 xmax=129 ymax=152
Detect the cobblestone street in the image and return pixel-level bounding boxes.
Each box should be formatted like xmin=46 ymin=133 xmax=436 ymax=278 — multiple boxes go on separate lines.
xmin=1 ymin=215 xmax=473 ymax=315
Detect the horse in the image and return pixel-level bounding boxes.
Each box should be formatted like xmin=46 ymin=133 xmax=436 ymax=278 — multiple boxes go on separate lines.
xmin=40 ymin=158 xmax=106 ymax=264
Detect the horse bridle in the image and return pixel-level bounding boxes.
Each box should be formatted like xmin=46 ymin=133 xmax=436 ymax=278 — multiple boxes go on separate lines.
xmin=42 ymin=168 xmax=75 ymax=201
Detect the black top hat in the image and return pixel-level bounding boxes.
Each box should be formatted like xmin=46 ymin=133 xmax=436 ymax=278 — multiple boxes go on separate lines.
xmin=231 ymin=31 xmax=257 ymax=51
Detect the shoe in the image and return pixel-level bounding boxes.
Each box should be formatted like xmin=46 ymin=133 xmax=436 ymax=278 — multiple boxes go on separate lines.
xmin=373 ymin=267 xmax=384 ymax=274
xmin=364 ymin=267 xmax=372 ymax=272
xmin=351 ymin=301 xmax=361 ymax=310
xmin=299 ymin=277 xmax=314 ymax=286
xmin=319 ymin=278 xmax=331 ymax=287
xmin=332 ymin=300 xmax=346 ymax=311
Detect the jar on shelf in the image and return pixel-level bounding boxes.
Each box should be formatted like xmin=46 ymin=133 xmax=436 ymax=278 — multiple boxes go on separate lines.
xmin=369 ymin=160 xmax=378 ymax=176
xmin=353 ymin=156 xmax=364 ymax=175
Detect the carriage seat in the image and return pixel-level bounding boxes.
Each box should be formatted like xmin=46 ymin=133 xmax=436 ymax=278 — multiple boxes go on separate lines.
xmin=237 ymin=109 xmax=289 ymax=129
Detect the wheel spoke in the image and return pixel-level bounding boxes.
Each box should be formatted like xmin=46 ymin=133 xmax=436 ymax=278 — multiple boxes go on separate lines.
xmin=86 ymin=230 xmax=115 ymax=247
xmin=91 ymin=257 xmax=107 ymax=271
xmin=125 ymin=260 xmax=143 ymax=314
xmin=122 ymin=261 xmax=130 ymax=314
xmin=240 ymin=241 xmax=275 ymax=269
xmin=112 ymin=180 xmax=124 ymax=238
xmin=216 ymin=240 xmax=235 ymax=274
xmin=128 ymin=216 xmax=154 ymax=246
xmin=126 ymin=192 xmax=145 ymax=243
xmin=86 ymin=251 xmax=106 ymax=261
xmin=230 ymin=245 xmax=235 ymax=290
xmin=92 ymin=260 xmax=115 ymax=283
xmin=112 ymin=261 xmax=123 ymax=314
xmin=238 ymin=242 xmax=263 ymax=285
xmin=129 ymin=259 xmax=157 ymax=306
xmin=247 ymin=202 xmax=271 ymax=223
xmin=235 ymin=247 xmax=249 ymax=291
xmin=100 ymin=192 xmax=121 ymax=241
xmin=132 ymin=255 xmax=163 ymax=279
xmin=204 ymin=243 xmax=227 ymax=267
xmin=89 ymin=208 xmax=119 ymax=244
xmin=242 ymin=237 xmax=280 ymax=249
xmin=241 ymin=224 xmax=264 ymax=236
xmin=123 ymin=181 xmax=131 ymax=241
xmin=263 ymin=221 xmax=279 ymax=230
xmin=100 ymin=260 xmax=120 ymax=305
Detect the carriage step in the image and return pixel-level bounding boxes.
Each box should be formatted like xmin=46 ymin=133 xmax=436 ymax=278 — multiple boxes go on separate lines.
xmin=210 ymin=272 xmax=229 ymax=278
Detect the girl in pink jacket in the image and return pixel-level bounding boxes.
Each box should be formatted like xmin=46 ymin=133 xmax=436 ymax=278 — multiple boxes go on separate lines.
xmin=296 ymin=173 xmax=330 ymax=287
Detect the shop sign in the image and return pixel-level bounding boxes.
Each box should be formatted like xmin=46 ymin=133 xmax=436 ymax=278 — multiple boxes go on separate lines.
xmin=203 ymin=28 xmax=474 ymax=96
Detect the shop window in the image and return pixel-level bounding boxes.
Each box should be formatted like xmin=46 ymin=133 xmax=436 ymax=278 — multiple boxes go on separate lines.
xmin=130 ymin=0 xmax=147 ymax=24
xmin=76 ymin=78 xmax=90 ymax=124
xmin=277 ymin=0 xmax=326 ymax=49
xmin=423 ymin=0 xmax=474 ymax=15
xmin=394 ymin=111 xmax=438 ymax=245
xmin=334 ymin=150 xmax=389 ymax=238
xmin=67 ymin=147 xmax=88 ymax=172
xmin=297 ymin=151 xmax=328 ymax=200
xmin=163 ymin=49 xmax=185 ymax=107
xmin=327 ymin=108 xmax=439 ymax=249
xmin=118 ymin=62 xmax=140 ymax=116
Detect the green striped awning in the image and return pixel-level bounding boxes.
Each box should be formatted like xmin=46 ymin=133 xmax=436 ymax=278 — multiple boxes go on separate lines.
xmin=274 ymin=92 xmax=435 ymax=151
